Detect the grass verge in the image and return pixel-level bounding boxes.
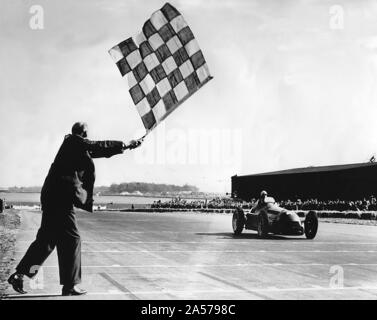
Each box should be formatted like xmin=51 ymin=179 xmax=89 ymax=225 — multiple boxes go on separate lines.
xmin=0 ymin=209 xmax=20 ymax=296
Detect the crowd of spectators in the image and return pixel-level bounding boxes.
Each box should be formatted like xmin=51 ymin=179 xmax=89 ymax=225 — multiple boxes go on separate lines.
xmin=151 ymin=197 xmax=251 ymax=209
xmin=151 ymin=196 xmax=377 ymax=212
xmin=278 ymin=197 xmax=377 ymax=211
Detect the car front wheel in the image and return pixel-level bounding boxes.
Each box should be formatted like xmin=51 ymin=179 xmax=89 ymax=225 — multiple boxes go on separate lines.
xmin=305 ymin=211 xmax=318 ymax=239
xmin=257 ymin=213 xmax=269 ymax=238
xmin=232 ymin=208 xmax=245 ymax=235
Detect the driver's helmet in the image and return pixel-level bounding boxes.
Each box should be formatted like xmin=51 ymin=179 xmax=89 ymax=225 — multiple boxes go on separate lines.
xmin=260 ymin=190 xmax=268 ymax=197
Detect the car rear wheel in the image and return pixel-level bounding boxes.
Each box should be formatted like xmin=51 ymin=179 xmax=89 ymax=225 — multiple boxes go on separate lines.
xmin=232 ymin=208 xmax=245 ymax=235
xmin=257 ymin=213 xmax=269 ymax=238
xmin=305 ymin=211 xmax=318 ymax=239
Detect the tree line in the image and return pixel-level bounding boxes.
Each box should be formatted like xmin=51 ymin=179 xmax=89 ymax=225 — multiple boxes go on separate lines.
xmin=105 ymin=182 xmax=199 ymax=194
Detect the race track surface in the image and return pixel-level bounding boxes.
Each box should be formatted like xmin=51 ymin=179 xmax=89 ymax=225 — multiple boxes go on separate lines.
xmin=4 ymin=210 xmax=377 ymax=299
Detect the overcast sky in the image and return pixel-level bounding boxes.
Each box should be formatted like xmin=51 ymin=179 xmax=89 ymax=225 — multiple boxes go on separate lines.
xmin=1 ymin=0 xmax=377 ymax=192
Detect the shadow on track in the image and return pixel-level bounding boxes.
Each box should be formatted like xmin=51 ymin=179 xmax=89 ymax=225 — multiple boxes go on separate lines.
xmin=195 ymin=232 xmax=307 ymax=240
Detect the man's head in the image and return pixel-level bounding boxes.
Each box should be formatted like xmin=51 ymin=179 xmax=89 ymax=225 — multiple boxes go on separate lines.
xmin=72 ymin=122 xmax=88 ymax=138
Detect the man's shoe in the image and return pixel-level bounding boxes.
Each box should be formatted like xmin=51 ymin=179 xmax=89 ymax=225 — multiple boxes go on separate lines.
xmin=62 ymin=285 xmax=87 ymax=296
xmin=8 ymin=272 xmax=27 ymax=294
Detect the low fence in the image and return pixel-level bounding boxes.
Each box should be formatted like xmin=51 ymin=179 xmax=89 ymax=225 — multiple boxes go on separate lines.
xmin=8 ymin=203 xmax=376 ymax=220
xmin=314 ymin=211 xmax=377 ymax=220
xmin=110 ymin=207 xmax=377 ymax=220
xmin=117 ymin=208 xmax=236 ymax=214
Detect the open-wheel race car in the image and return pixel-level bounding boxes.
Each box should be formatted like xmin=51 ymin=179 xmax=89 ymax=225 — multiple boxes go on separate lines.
xmin=232 ymin=197 xmax=318 ymax=239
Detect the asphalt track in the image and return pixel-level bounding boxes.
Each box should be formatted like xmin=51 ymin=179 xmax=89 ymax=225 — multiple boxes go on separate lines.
xmin=4 ymin=210 xmax=377 ymax=300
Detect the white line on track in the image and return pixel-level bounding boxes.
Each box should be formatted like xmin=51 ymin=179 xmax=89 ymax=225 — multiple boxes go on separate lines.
xmin=74 ymin=238 xmax=377 ymax=246
xmin=37 ymin=263 xmax=377 ymax=268
xmin=17 ymin=240 xmax=377 ymax=245
xmin=87 ymin=286 xmax=377 ymax=293
xmin=14 ymin=249 xmax=376 ymax=253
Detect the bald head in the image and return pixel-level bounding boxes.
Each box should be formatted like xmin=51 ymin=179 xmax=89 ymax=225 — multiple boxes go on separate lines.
xmin=71 ymin=122 xmax=88 ymax=138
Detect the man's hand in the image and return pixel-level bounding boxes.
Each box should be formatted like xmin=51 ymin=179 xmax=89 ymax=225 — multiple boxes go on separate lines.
xmin=123 ymin=139 xmax=143 ymax=150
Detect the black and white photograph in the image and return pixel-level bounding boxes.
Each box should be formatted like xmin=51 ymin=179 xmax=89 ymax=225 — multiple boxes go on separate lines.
xmin=1 ymin=0 xmax=377 ymax=306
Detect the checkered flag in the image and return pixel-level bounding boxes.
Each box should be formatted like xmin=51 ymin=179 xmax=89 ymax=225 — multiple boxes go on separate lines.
xmin=109 ymin=2 xmax=213 ymax=134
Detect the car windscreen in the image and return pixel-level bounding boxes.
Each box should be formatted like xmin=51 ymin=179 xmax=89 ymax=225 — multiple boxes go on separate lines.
xmin=264 ymin=197 xmax=275 ymax=204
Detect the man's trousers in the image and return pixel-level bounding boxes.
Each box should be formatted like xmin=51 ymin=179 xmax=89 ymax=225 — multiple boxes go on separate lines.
xmin=16 ymin=207 xmax=82 ymax=286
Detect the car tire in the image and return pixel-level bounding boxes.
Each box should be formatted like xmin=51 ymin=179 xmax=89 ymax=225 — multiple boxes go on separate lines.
xmin=257 ymin=212 xmax=269 ymax=238
xmin=232 ymin=208 xmax=245 ymax=235
xmin=305 ymin=211 xmax=318 ymax=239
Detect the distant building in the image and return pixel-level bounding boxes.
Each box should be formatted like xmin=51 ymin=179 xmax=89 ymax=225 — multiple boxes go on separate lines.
xmin=232 ymin=162 xmax=377 ymax=201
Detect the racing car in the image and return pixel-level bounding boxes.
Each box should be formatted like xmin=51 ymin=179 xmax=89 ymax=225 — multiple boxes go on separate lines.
xmin=232 ymin=196 xmax=318 ymax=239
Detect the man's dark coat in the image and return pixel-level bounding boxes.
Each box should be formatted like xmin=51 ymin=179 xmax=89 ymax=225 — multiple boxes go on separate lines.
xmin=41 ymin=134 xmax=124 ymax=212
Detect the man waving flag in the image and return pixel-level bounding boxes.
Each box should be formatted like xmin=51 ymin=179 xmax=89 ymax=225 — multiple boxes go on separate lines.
xmin=109 ymin=2 xmax=213 ymax=134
